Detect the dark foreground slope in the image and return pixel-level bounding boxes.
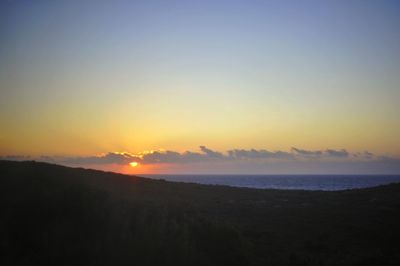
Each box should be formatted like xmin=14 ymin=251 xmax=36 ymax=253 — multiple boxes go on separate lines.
xmin=1 ymin=161 xmax=400 ymax=266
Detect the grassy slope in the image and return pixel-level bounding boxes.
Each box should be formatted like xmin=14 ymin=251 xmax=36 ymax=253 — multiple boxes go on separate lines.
xmin=1 ymin=160 xmax=399 ymax=266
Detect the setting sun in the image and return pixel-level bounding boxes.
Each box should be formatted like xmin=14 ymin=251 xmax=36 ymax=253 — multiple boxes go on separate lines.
xmin=129 ymin=162 xmax=139 ymax=167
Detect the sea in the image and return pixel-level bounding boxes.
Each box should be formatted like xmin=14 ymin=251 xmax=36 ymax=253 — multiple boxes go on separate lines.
xmin=142 ymin=174 xmax=400 ymax=191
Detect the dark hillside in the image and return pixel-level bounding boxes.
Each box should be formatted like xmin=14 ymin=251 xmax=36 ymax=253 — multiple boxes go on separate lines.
xmin=1 ymin=160 xmax=400 ymax=266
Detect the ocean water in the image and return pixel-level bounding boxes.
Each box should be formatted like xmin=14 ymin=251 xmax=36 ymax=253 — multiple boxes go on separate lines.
xmin=142 ymin=175 xmax=400 ymax=191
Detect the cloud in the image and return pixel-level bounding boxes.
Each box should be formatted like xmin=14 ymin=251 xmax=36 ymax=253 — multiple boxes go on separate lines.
xmin=291 ymin=147 xmax=323 ymax=156
xmin=325 ymin=149 xmax=349 ymax=157
xmin=291 ymin=147 xmax=349 ymax=158
xmin=44 ymin=147 xmax=227 ymax=165
xmin=141 ymin=150 xmax=183 ymax=164
xmin=2 ymin=146 xmax=399 ymax=174
xmin=353 ymin=151 xmax=375 ymax=159
xmin=199 ymin=146 xmax=224 ymax=158
xmin=139 ymin=147 xmax=294 ymax=164
xmin=140 ymin=146 xmax=224 ymax=164
xmin=138 ymin=147 xmax=350 ymax=164
xmin=227 ymin=149 xmax=293 ymax=159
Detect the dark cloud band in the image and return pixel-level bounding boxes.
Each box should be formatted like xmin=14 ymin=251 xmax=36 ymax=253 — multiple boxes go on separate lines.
xmin=1 ymin=146 xmax=397 ymax=166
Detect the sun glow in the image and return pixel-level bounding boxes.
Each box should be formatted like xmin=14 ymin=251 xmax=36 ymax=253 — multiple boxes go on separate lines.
xmin=129 ymin=162 xmax=139 ymax=167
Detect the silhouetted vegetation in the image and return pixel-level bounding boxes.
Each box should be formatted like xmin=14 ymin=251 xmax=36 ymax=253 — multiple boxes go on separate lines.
xmin=1 ymin=161 xmax=400 ymax=265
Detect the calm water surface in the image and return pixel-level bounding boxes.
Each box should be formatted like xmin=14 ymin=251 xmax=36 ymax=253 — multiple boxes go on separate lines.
xmin=142 ymin=175 xmax=400 ymax=191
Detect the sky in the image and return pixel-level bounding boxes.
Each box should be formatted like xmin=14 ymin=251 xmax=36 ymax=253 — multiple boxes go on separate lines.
xmin=1 ymin=0 xmax=399 ymax=174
